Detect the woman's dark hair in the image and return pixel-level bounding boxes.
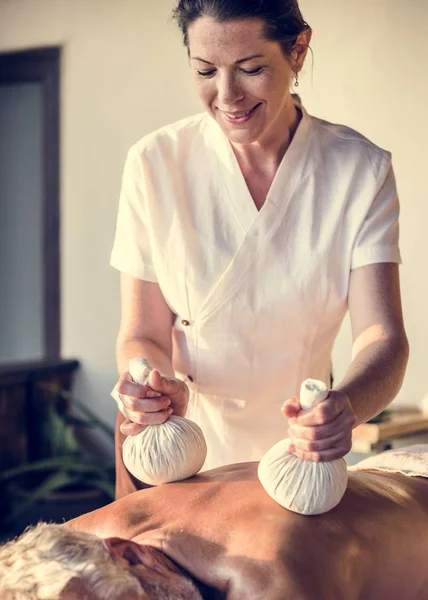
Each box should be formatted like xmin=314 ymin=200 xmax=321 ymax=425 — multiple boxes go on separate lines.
xmin=172 ymin=0 xmax=311 ymax=57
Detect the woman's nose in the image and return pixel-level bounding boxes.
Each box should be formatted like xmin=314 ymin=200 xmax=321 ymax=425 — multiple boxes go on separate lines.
xmin=216 ymin=73 xmax=244 ymax=107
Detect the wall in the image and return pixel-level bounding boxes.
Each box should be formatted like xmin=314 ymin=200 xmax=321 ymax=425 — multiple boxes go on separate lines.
xmin=0 ymin=83 xmax=44 ymax=362
xmin=0 ymin=0 xmax=426 ymax=455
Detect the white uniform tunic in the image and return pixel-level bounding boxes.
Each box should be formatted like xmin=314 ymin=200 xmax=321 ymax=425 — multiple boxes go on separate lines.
xmin=110 ymin=103 xmax=401 ymax=471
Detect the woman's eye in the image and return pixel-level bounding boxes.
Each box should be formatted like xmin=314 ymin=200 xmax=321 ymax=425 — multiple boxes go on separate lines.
xmin=241 ymin=67 xmax=264 ymax=75
xmin=196 ymin=66 xmax=264 ymax=78
xmin=197 ymin=69 xmax=216 ymax=78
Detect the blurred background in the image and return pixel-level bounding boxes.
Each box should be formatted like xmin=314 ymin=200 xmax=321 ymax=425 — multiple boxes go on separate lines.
xmin=0 ymin=0 xmax=427 ymax=534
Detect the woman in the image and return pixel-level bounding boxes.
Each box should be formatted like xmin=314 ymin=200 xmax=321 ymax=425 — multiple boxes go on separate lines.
xmin=110 ymin=0 xmax=409 ymax=498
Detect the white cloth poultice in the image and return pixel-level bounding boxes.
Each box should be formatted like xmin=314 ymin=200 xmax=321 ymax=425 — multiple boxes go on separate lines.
xmin=120 ymin=358 xmax=207 ymax=486
xmin=349 ymin=444 xmax=428 ymax=478
xmin=258 ymin=379 xmax=349 ymax=515
xmin=111 ymin=97 xmax=402 ymax=471
xmin=299 ymin=378 xmax=330 ymax=410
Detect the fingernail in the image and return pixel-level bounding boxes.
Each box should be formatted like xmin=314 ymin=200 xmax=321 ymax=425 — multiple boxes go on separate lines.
xmin=168 ymin=408 xmax=173 ymax=414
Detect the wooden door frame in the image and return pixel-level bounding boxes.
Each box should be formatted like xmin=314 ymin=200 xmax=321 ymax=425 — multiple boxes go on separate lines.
xmin=0 ymin=47 xmax=61 ymax=359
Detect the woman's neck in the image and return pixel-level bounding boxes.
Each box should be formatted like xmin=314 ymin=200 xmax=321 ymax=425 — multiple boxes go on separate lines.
xmin=231 ymin=100 xmax=302 ymax=171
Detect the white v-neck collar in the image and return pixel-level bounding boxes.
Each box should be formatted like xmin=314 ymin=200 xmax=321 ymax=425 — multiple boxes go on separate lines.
xmin=195 ymin=104 xmax=313 ymax=323
xmin=205 ymin=102 xmax=312 ymax=234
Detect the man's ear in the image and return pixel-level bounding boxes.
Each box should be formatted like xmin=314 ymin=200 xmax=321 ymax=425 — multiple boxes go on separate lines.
xmin=103 ymin=537 xmax=135 ymax=565
xmin=104 ymin=537 xmax=151 ymax=569
xmin=105 ymin=538 xmax=186 ymax=576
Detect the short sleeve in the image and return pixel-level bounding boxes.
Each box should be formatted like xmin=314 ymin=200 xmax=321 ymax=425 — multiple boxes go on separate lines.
xmin=110 ymin=146 xmax=158 ymax=282
xmin=351 ymin=157 xmax=402 ymax=270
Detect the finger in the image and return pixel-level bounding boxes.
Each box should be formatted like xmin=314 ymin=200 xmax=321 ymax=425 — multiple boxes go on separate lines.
xmin=148 ymin=369 xmax=182 ymax=397
xmin=288 ymin=413 xmax=349 ymax=442
xmin=120 ymin=419 xmax=146 ymax=436
xmin=118 ymin=379 xmax=162 ymax=400
xmin=123 ymin=407 xmax=173 ymax=427
xmin=290 ymin=429 xmax=352 ymax=453
xmin=290 ymin=443 xmax=352 ymax=462
xmin=281 ymin=397 xmax=301 ymax=418
xmin=146 ymin=388 xmax=164 ymax=398
xmin=294 ymin=396 xmax=343 ymax=427
xmin=121 ymin=395 xmax=171 ymax=413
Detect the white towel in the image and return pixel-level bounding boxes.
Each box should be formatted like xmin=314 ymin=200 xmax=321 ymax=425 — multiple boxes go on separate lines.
xmin=349 ymin=444 xmax=428 ymax=478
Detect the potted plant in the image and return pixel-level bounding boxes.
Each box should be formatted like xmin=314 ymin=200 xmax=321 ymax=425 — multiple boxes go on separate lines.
xmin=0 ymin=382 xmax=116 ymax=538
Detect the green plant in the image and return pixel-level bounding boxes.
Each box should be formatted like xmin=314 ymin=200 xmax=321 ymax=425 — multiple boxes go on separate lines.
xmin=0 ymin=383 xmax=116 ymax=528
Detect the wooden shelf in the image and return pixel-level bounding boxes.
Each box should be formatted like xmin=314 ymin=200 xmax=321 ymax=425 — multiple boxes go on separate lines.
xmin=352 ymin=407 xmax=428 ymax=453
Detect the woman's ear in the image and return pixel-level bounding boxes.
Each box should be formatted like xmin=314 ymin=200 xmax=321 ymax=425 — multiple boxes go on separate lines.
xmin=292 ymin=29 xmax=312 ymax=70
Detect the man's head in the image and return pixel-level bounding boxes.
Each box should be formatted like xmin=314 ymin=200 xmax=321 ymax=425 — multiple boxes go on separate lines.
xmin=0 ymin=522 xmax=204 ymax=600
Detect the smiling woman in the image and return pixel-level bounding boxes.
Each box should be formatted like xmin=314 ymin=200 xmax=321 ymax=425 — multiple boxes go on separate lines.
xmin=187 ymin=17 xmax=310 ymax=152
xmin=110 ymin=0 xmax=408 ymax=500
xmin=178 ymin=0 xmax=311 ymax=152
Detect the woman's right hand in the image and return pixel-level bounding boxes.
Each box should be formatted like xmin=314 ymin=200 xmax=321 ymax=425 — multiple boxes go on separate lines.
xmin=116 ymin=369 xmax=190 ymax=436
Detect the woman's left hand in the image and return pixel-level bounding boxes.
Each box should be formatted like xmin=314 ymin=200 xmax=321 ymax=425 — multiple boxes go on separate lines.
xmin=282 ymin=391 xmax=357 ymax=462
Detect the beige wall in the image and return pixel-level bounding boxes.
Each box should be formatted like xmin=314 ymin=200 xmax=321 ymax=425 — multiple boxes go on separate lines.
xmin=0 ymin=0 xmax=427 ymax=452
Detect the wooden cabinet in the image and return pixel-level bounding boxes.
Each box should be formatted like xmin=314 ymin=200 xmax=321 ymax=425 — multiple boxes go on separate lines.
xmin=0 ymin=359 xmax=79 ymax=470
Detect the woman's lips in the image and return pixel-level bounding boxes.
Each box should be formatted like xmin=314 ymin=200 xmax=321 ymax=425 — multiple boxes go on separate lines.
xmin=220 ymin=103 xmax=261 ymax=124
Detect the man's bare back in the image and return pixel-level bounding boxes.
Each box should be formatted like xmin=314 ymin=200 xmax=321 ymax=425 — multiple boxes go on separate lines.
xmin=67 ymin=462 xmax=428 ymax=600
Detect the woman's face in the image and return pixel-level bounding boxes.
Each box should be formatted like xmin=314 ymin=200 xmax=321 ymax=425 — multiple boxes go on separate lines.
xmin=187 ymin=17 xmax=310 ymax=146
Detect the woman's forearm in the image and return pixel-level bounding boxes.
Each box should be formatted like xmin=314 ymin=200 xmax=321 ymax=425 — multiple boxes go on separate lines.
xmin=116 ymin=336 xmax=175 ymax=378
xmin=333 ymin=334 xmax=409 ymax=427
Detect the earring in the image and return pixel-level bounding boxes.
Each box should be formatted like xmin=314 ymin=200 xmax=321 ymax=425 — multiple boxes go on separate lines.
xmin=294 ymin=71 xmax=299 ymax=87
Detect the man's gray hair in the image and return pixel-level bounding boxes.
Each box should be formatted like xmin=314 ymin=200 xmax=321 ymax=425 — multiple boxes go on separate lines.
xmin=0 ymin=522 xmax=144 ymax=600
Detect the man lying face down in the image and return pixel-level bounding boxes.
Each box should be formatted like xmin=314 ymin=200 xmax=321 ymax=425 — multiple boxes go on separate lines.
xmin=1 ymin=447 xmax=428 ymax=600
